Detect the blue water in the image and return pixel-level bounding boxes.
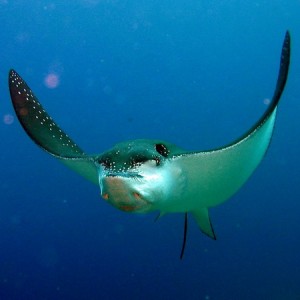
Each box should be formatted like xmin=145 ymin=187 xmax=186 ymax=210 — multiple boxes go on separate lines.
xmin=1 ymin=1 xmax=300 ymax=299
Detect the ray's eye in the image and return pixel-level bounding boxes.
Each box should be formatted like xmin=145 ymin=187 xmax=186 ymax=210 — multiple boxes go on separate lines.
xmin=155 ymin=143 xmax=169 ymax=157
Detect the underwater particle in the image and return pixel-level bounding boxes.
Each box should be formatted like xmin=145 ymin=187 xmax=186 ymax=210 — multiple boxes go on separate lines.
xmin=81 ymin=0 xmax=101 ymax=7
xmin=103 ymin=85 xmax=112 ymax=95
xmin=263 ymin=98 xmax=271 ymax=105
xmin=114 ymin=224 xmax=124 ymax=235
xmin=37 ymin=247 xmax=59 ymax=268
xmin=15 ymin=32 xmax=30 ymax=43
xmin=3 ymin=114 xmax=14 ymax=125
xmin=10 ymin=214 xmax=21 ymax=225
xmin=43 ymin=3 xmax=56 ymax=10
xmin=44 ymin=73 xmax=60 ymax=89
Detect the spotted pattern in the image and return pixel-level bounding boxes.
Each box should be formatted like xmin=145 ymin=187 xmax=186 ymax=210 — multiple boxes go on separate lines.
xmin=96 ymin=140 xmax=173 ymax=176
xmin=9 ymin=69 xmax=84 ymax=158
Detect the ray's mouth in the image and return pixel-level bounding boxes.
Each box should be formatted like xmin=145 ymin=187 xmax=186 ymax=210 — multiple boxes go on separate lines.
xmin=101 ymin=189 xmax=149 ymax=212
xmin=118 ymin=203 xmax=141 ymax=212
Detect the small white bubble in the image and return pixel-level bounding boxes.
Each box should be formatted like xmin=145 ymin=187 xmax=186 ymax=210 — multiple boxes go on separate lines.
xmin=44 ymin=73 xmax=60 ymax=89
xmin=3 ymin=114 xmax=14 ymax=125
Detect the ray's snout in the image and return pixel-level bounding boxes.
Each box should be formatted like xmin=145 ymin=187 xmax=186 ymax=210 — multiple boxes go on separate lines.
xmin=100 ymin=175 xmax=150 ymax=212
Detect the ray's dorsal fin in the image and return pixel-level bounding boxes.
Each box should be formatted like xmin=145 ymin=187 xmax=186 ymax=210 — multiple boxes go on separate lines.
xmin=9 ymin=70 xmax=98 ymax=184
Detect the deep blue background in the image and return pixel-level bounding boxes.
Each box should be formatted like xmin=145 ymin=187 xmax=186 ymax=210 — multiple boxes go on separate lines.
xmin=1 ymin=1 xmax=300 ymax=299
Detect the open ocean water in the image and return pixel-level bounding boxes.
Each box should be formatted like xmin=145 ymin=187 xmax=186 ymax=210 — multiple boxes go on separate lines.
xmin=0 ymin=1 xmax=300 ymax=299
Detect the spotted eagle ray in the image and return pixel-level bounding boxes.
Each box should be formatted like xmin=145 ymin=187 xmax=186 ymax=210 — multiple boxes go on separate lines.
xmin=8 ymin=31 xmax=290 ymax=258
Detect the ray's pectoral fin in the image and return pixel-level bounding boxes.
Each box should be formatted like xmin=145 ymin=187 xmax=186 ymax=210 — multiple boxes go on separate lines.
xmin=174 ymin=31 xmax=290 ymax=237
xmin=9 ymin=70 xmax=98 ymax=184
xmin=192 ymin=208 xmax=216 ymax=240
xmin=9 ymin=70 xmax=83 ymax=158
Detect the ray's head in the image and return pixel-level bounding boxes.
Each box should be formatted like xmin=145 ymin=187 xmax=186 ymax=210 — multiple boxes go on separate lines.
xmin=96 ymin=139 xmax=182 ymax=213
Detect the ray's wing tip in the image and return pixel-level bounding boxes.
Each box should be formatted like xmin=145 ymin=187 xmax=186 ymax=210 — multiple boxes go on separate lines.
xmin=283 ymin=30 xmax=291 ymax=57
xmin=8 ymin=69 xmax=21 ymax=88
xmin=284 ymin=30 xmax=291 ymax=52
xmin=9 ymin=69 xmax=17 ymax=78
